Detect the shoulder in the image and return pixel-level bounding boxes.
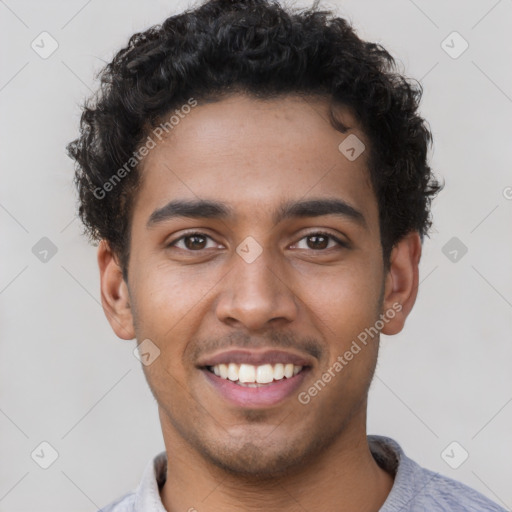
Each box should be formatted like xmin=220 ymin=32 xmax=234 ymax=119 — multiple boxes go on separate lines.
xmin=418 ymin=469 xmax=507 ymax=511
xmin=98 ymin=491 xmax=135 ymax=511
xmin=368 ymin=435 xmax=507 ymax=512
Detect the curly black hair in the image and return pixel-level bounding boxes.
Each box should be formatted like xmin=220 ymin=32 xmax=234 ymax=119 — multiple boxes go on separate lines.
xmin=66 ymin=0 xmax=441 ymax=279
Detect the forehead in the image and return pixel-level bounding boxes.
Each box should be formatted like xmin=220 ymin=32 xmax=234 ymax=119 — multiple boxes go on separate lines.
xmin=133 ymin=94 xmax=377 ymax=227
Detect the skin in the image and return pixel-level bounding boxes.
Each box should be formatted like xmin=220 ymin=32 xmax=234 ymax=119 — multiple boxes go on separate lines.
xmin=98 ymin=94 xmax=421 ymax=512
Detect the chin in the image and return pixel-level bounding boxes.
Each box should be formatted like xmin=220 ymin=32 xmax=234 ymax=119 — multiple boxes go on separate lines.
xmin=207 ymin=446 xmax=303 ymax=479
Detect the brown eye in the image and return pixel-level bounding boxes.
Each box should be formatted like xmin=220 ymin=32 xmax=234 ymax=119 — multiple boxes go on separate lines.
xmin=306 ymin=234 xmax=329 ymax=250
xmin=294 ymin=232 xmax=346 ymax=251
xmin=183 ymin=234 xmax=207 ymax=250
xmin=169 ymin=233 xmax=216 ymax=251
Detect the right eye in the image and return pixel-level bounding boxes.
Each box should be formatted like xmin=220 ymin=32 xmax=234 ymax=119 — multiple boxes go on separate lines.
xmin=167 ymin=232 xmax=220 ymax=251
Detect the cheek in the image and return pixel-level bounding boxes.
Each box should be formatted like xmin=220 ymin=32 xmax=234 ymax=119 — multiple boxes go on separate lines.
xmin=132 ymin=263 xmax=211 ymax=325
xmin=298 ymin=258 xmax=382 ymax=329
xmin=294 ymin=258 xmax=383 ymax=382
xmin=129 ymin=268 xmax=207 ymax=408
xmin=300 ymin=273 xmax=381 ymax=418
xmin=129 ymin=264 xmax=220 ymax=366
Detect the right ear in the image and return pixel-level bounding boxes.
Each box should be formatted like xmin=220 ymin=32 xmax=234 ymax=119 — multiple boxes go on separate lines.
xmin=97 ymin=240 xmax=135 ymax=340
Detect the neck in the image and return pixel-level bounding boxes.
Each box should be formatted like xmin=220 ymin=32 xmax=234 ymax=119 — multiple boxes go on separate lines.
xmin=159 ymin=410 xmax=394 ymax=512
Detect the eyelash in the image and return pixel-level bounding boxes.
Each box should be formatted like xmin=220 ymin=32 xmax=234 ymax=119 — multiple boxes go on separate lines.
xmin=167 ymin=231 xmax=348 ymax=252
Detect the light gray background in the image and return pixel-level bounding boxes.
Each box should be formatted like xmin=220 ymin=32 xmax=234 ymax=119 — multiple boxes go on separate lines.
xmin=1 ymin=0 xmax=511 ymax=510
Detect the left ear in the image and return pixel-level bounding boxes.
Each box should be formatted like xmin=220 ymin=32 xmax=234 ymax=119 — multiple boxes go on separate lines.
xmin=381 ymin=231 xmax=422 ymax=335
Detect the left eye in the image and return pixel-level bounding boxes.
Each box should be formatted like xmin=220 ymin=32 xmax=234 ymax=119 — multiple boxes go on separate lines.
xmin=293 ymin=232 xmax=345 ymax=250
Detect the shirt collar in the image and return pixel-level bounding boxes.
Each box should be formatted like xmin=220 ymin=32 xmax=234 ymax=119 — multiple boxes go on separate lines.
xmin=134 ymin=450 xmax=168 ymax=512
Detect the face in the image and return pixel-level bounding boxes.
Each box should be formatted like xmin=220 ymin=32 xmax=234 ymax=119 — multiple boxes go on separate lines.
xmin=99 ymin=94 xmax=420 ymax=477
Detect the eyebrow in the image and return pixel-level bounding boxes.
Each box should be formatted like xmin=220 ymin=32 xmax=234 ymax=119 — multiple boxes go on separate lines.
xmin=146 ymin=198 xmax=366 ymax=228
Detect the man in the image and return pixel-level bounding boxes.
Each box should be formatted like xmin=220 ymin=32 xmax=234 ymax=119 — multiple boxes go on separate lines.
xmin=66 ymin=0 xmax=506 ymax=510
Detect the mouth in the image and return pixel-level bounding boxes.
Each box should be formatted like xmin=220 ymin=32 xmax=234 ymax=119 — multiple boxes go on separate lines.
xmin=204 ymin=362 xmax=305 ymax=387
xmin=197 ymin=350 xmax=313 ymax=408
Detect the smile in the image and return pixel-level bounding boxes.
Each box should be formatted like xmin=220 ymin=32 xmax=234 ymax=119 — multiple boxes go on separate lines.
xmin=202 ymin=366 xmax=311 ymax=407
xmin=207 ymin=363 xmax=304 ymax=387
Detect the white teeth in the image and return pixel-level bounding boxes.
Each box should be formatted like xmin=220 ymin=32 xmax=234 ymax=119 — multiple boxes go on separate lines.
xmin=227 ymin=363 xmax=238 ymax=381
xmin=284 ymin=363 xmax=294 ymax=378
xmin=238 ymin=364 xmax=256 ymax=383
xmin=219 ymin=363 xmax=229 ymax=379
xmin=256 ymin=364 xmax=274 ymax=384
xmin=209 ymin=363 xmax=304 ymax=384
xmin=273 ymin=363 xmax=284 ymax=380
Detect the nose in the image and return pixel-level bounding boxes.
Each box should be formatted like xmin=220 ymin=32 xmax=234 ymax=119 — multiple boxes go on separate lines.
xmin=214 ymin=246 xmax=298 ymax=331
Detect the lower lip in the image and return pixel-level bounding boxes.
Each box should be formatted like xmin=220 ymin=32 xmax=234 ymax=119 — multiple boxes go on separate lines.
xmin=202 ymin=368 xmax=310 ymax=408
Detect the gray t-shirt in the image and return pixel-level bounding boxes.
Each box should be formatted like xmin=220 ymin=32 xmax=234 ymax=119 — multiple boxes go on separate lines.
xmin=99 ymin=435 xmax=507 ymax=511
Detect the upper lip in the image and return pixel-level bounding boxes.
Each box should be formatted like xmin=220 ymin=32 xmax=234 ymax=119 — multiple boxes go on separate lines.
xmin=197 ymin=349 xmax=314 ymax=368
